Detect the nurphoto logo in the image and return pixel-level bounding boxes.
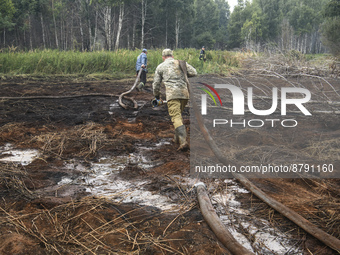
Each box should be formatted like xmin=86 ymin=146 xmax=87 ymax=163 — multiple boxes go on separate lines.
xmin=200 ymin=84 xmax=312 ymax=128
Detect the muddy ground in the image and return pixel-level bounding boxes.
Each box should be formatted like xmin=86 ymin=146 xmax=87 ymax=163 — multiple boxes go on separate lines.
xmin=0 ymin=61 xmax=339 ymax=254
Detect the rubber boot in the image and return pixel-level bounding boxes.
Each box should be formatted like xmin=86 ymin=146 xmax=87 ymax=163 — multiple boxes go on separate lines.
xmin=143 ymin=86 xmax=152 ymax=92
xmin=175 ymin=125 xmax=189 ymax=151
xmin=136 ymin=82 xmax=144 ymax=92
xmin=173 ymin=133 xmax=179 ymax=144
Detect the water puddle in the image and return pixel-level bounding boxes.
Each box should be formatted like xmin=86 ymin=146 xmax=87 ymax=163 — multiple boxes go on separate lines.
xmin=57 ymin=156 xmax=302 ymax=253
xmin=109 ymin=100 xmax=148 ymax=111
xmin=84 ymin=175 xmax=177 ymax=211
xmin=57 ymin=161 xmax=302 ymax=253
xmin=108 ymin=100 xmax=120 ymax=114
xmin=0 ymin=143 xmax=40 ymax=166
xmin=58 ymin=138 xmax=179 ymax=211
xmin=4 ymin=136 xmax=301 ymax=253
xmin=109 ymin=100 xmax=148 ymax=123
xmin=212 ymin=179 xmax=302 ymax=254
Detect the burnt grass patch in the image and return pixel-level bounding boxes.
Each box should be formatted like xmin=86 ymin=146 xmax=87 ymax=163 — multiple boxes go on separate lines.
xmin=0 ymin=73 xmax=339 ymax=254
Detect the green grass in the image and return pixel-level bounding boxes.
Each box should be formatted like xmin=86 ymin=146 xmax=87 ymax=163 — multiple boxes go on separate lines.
xmin=0 ymin=48 xmax=242 ymax=77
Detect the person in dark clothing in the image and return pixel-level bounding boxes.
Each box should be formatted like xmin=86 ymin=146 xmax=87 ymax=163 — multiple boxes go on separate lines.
xmin=199 ymin=46 xmax=206 ymax=62
xmin=135 ymin=49 xmax=148 ymax=91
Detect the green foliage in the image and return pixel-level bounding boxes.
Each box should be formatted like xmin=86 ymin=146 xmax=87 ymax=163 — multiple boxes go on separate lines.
xmin=214 ymin=0 xmax=230 ymax=49
xmin=1 ymin=0 xmax=332 ymax=54
xmin=174 ymin=48 xmax=241 ymax=74
xmin=0 ymin=49 xmax=241 ymax=76
xmin=157 ymin=0 xmax=195 ymax=48
xmin=195 ymin=31 xmax=215 ymax=49
xmin=0 ymin=0 xmax=15 ymax=18
xmin=228 ymin=0 xmax=329 ymax=49
xmin=286 ymin=49 xmax=306 ymax=61
xmin=321 ymin=17 xmax=340 ymax=57
xmin=324 ymin=0 xmax=340 ymax=18
xmin=227 ymin=3 xmax=246 ymax=48
xmin=0 ymin=0 xmax=16 ymax=30
xmin=241 ymin=10 xmax=264 ymax=43
xmin=256 ymin=0 xmax=280 ymax=39
xmin=322 ymin=0 xmax=340 ymax=57
xmin=289 ymin=5 xmax=318 ymax=35
xmin=193 ymin=0 xmax=219 ymax=48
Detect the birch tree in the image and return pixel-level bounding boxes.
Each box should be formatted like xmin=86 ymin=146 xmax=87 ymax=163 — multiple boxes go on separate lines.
xmin=1 ymin=0 xmax=333 ymax=52
xmin=115 ymin=1 xmax=124 ymax=50
xmin=101 ymin=3 xmax=113 ymax=50
xmin=51 ymin=0 xmax=59 ymax=48
xmin=173 ymin=0 xmax=194 ymax=48
xmin=140 ymin=0 xmax=147 ymax=48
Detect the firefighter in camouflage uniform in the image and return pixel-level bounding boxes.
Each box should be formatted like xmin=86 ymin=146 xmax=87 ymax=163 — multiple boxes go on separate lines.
xmin=152 ymin=49 xmax=197 ymax=151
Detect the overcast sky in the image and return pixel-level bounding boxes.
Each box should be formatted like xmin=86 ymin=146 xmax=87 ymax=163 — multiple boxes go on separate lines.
xmin=227 ymin=0 xmax=238 ymax=12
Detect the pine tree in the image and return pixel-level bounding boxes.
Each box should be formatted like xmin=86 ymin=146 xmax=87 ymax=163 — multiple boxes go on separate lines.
xmin=322 ymin=0 xmax=340 ymax=56
xmin=0 ymin=0 xmax=16 ymax=47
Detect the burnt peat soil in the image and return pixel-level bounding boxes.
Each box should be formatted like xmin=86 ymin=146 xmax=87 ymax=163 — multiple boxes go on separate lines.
xmin=0 ymin=70 xmax=339 ymax=254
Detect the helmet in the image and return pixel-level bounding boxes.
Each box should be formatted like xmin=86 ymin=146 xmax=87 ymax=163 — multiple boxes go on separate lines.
xmin=142 ymin=48 xmax=147 ymax=52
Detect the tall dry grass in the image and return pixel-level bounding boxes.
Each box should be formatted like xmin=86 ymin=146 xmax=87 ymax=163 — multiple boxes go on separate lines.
xmin=0 ymin=48 xmax=246 ymax=76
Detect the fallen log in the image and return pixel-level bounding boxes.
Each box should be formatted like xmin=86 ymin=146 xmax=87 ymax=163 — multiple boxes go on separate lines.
xmin=233 ymin=173 xmax=340 ymax=253
xmin=195 ymin=182 xmax=254 ymax=255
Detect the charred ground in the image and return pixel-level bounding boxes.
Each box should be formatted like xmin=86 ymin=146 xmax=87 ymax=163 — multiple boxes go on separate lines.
xmin=0 ymin=59 xmax=339 ymax=254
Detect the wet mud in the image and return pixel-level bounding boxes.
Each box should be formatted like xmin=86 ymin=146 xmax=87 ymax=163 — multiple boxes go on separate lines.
xmin=0 ymin=73 xmax=339 ymax=254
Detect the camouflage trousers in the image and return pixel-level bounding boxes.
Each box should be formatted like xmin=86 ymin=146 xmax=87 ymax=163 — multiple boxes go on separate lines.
xmin=167 ymin=99 xmax=189 ymax=129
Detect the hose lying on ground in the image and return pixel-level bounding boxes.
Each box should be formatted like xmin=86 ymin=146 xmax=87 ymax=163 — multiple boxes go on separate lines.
xmin=179 ymin=60 xmax=340 ymax=253
xmin=0 ymin=94 xmax=118 ymax=100
xmin=118 ymin=68 xmax=142 ymax=109
xmin=195 ymin=182 xmax=254 ymax=255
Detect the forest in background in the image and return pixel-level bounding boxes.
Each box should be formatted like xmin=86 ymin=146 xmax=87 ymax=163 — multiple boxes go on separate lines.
xmin=0 ymin=0 xmax=339 ymax=56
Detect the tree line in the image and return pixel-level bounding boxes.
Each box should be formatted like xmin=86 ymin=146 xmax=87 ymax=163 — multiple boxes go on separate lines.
xmin=0 ymin=0 xmax=339 ymax=55
xmin=0 ymin=0 xmax=230 ymax=51
xmin=229 ymin=0 xmax=339 ymax=55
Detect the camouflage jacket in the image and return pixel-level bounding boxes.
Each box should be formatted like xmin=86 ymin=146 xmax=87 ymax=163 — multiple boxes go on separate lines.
xmin=152 ymin=57 xmax=197 ymax=101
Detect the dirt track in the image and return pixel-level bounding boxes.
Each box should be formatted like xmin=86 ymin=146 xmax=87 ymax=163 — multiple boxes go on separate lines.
xmin=0 ymin=69 xmax=339 ymax=254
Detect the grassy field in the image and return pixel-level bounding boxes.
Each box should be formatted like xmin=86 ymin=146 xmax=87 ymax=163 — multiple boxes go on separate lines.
xmin=0 ymin=48 xmax=245 ymax=77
